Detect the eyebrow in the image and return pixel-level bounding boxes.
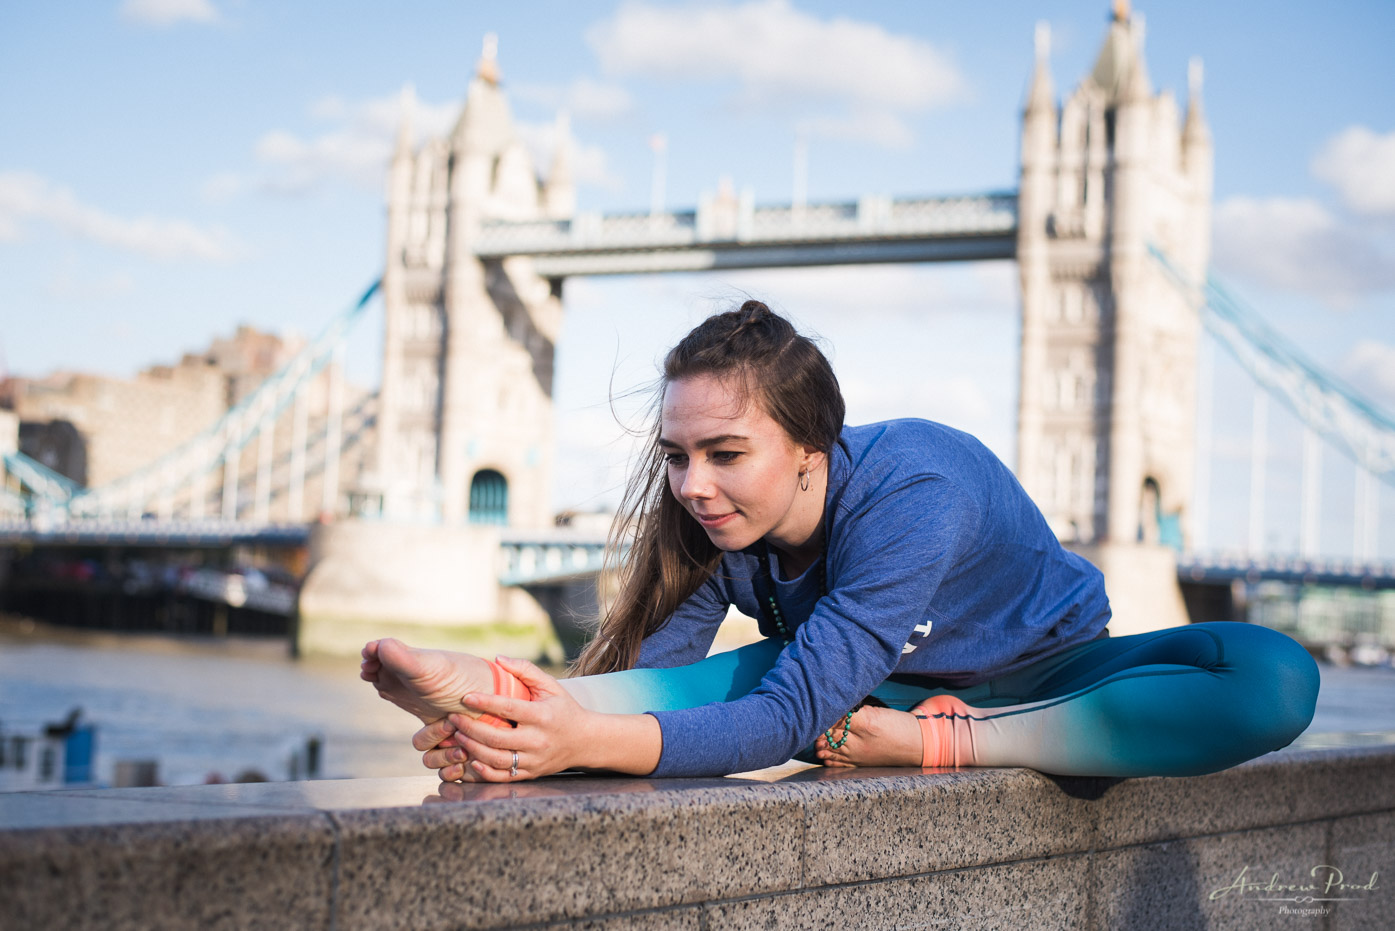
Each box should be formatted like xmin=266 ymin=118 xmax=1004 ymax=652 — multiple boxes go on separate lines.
xmin=657 ymin=434 xmax=750 ymax=450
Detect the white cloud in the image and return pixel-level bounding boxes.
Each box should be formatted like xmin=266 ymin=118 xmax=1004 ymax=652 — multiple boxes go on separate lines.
xmin=210 ymin=92 xmax=455 ymax=195
xmin=515 ymin=120 xmax=624 ymax=192
xmin=712 ymin=261 xmax=1017 ymax=320
xmin=119 ymin=0 xmax=219 ymax=27
xmin=1211 ymin=195 xmax=1395 ymax=302
xmin=1312 ymin=126 xmax=1395 ymax=217
xmin=513 ymin=78 xmax=635 ymax=122
xmin=842 ymin=372 xmax=994 ymax=427
xmin=586 ymin=0 xmax=965 ymax=148
xmin=589 ymin=0 xmax=963 ymax=109
xmin=216 ymin=91 xmax=621 ymax=196
xmin=1337 ymin=339 xmax=1395 ymax=409
xmin=310 ymin=92 xmax=459 ymax=141
xmin=0 ymin=171 xmax=240 ymax=261
xmin=252 ymin=127 xmax=390 ymax=193
xmin=567 ymin=78 xmax=637 ymax=121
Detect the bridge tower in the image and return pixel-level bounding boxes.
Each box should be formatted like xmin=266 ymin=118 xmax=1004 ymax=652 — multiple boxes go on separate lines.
xmin=299 ymin=39 xmax=575 ymax=654
xmin=1016 ymin=6 xmax=1213 ymax=631
xmin=373 ymin=36 xmax=571 ymax=527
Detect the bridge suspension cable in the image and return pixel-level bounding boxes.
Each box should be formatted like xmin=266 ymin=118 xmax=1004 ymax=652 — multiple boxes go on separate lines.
xmin=1151 ymin=246 xmax=1395 ymax=485
xmin=1153 ymin=245 xmax=1391 ymax=560
xmin=4 ymin=279 xmax=382 ymax=521
xmin=2 ymin=450 xmax=83 ymax=509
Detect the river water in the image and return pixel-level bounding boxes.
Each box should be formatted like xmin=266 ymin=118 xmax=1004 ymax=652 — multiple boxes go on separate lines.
xmin=2 ymin=629 xmax=1393 ymax=788
xmin=0 ymin=631 xmax=426 ymax=786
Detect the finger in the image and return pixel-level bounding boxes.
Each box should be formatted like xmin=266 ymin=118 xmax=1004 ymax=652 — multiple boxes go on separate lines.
xmin=447 ymin=713 xmax=519 ymax=748
xmin=468 ymin=758 xmax=521 ymax=783
xmin=452 ymin=716 xmax=537 ymax=754
xmin=461 ymin=691 xmax=540 ymax=726
xmin=450 ymin=732 xmax=522 ymax=773
xmin=424 ymin=745 xmax=471 ymax=770
xmin=483 ymin=745 xmax=520 ymax=776
xmin=440 ymin=730 xmax=469 ymax=749
xmin=361 ymin=640 xmax=379 ymax=660
xmin=438 ymin=762 xmax=467 ymax=782
xmin=412 ymin=718 xmax=457 ymax=752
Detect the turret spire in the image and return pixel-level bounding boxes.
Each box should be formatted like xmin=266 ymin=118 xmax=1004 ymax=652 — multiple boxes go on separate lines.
xmin=1025 ymin=21 xmax=1055 ymax=114
xmin=451 ymin=32 xmax=514 ymax=154
xmin=1183 ymin=56 xmax=1211 ymax=149
xmin=1118 ymin=11 xmax=1152 ymax=103
xmin=476 ymin=33 xmax=500 ymax=85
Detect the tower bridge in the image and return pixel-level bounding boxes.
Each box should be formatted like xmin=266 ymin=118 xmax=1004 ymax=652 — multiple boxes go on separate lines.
xmin=4 ymin=6 xmax=1394 ymax=656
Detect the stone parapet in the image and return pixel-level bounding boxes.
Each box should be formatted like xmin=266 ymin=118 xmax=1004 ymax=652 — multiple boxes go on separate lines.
xmin=2 ymin=742 xmax=1391 ymax=929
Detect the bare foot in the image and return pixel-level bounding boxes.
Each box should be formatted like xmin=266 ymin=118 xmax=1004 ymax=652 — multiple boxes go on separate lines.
xmin=814 ymin=704 xmax=924 ymax=768
xmin=360 ymin=638 xmax=494 ymax=724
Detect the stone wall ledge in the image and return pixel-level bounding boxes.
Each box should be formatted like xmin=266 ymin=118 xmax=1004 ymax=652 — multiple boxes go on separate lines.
xmin=3 ymin=741 xmax=1392 ymax=930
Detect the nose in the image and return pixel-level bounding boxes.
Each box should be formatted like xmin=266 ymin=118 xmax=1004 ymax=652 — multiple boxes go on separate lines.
xmin=679 ymin=461 xmax=714 ymax=501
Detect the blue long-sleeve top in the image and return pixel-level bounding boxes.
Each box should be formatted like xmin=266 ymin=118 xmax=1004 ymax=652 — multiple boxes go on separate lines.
xmin=636 ymin=419 xmax=1111 ymax=778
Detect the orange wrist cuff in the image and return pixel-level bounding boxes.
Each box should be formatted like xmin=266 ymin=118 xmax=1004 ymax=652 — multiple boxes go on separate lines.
xmin=478 ymin=659 xmax=533 ymax=728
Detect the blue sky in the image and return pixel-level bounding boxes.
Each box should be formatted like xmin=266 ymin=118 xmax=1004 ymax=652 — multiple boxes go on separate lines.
xmin=2 ymin=0 xmax=1393 ymax=558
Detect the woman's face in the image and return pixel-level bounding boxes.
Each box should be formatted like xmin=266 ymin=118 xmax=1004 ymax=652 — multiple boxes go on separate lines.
xmin=659 ymin=373 xmax=817 ymax=553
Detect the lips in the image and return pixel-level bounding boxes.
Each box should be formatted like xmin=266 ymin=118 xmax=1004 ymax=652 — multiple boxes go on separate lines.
xmin=694 ymin=511 xmax=738 ymax=529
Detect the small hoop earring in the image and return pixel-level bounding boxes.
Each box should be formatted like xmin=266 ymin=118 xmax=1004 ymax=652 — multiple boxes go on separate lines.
xmin=799 ymin=470 xmax=810 ymax=492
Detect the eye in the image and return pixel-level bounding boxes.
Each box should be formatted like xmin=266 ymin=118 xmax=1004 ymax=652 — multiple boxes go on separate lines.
xmin=711 ymin=451 xmax=742 ymax=464
xmin=662 ymin=452 xmax=688 ymax=466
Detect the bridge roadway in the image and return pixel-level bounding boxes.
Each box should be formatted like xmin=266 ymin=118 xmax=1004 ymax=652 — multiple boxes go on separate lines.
xmin=1177 ymin=553 xmax=1395 ymax=591
xmin=5 ymin=519 xmax=1395 ymax=591
xmin=472 ymin=191 xmax=1019 ymax=277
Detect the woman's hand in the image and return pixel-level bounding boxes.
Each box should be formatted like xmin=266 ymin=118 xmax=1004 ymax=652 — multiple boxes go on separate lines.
xmin=412 ymin=717 xmax=470 ymax=782
xmin=414 ymin=655 xmax=593 ymax=782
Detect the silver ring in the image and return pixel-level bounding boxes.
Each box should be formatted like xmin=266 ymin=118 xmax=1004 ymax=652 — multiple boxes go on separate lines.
xmin=510 ymin=750 xmax=519 ymax=778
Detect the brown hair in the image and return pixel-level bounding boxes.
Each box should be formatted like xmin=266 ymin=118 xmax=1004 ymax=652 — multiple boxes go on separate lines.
xmin=571 ymin=299 xmax=845 ymax=676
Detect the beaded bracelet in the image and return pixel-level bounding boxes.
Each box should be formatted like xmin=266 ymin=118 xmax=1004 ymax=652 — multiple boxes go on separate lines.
xmin=823 ymin=709 xmax=856 ymax=749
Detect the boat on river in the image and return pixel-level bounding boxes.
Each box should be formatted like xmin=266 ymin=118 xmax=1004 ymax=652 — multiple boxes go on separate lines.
xmin=0 ymin=708 xmax=96 ymax=791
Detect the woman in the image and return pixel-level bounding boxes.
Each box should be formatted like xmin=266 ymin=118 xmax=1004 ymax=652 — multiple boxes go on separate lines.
xmin=361 ymin=301 xmax=1319 ymax=782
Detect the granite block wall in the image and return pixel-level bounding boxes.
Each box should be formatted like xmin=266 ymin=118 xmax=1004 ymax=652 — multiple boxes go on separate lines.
xmin=2 ymin=743 xmax=1390 ymax=930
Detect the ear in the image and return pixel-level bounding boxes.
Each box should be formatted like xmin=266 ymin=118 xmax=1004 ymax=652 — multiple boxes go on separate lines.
xmin=799 ymin=444 xmax=826 ymax=475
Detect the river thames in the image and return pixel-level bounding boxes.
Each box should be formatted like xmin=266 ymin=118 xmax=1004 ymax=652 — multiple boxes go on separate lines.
xmin=3 ymin=625 xmax=1394 ymax=788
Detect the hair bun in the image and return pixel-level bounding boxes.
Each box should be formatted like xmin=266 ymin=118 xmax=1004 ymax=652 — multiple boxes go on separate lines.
xmin=728 ymin=300 xmax=776 ymax=342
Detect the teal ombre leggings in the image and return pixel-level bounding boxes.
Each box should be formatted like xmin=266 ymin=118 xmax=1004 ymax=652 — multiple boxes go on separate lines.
xmin=561 ymin=622 xmax=1320 ymax=777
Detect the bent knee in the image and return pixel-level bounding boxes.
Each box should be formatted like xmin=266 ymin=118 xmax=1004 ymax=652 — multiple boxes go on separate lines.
xmin=1214 ymin=624 xmax=1320 ymax=748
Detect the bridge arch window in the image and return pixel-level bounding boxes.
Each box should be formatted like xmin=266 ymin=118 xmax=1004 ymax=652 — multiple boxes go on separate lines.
xmin=1138 ymin=477 xmax=1183 ymax=550
xmin=1138 ymin=478 xmax=1162 ymax=544
xmin=469 ymin=469 xmax=509 ymax=525
xmin=1138 ymin=477 xmax=1182 ymax=549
